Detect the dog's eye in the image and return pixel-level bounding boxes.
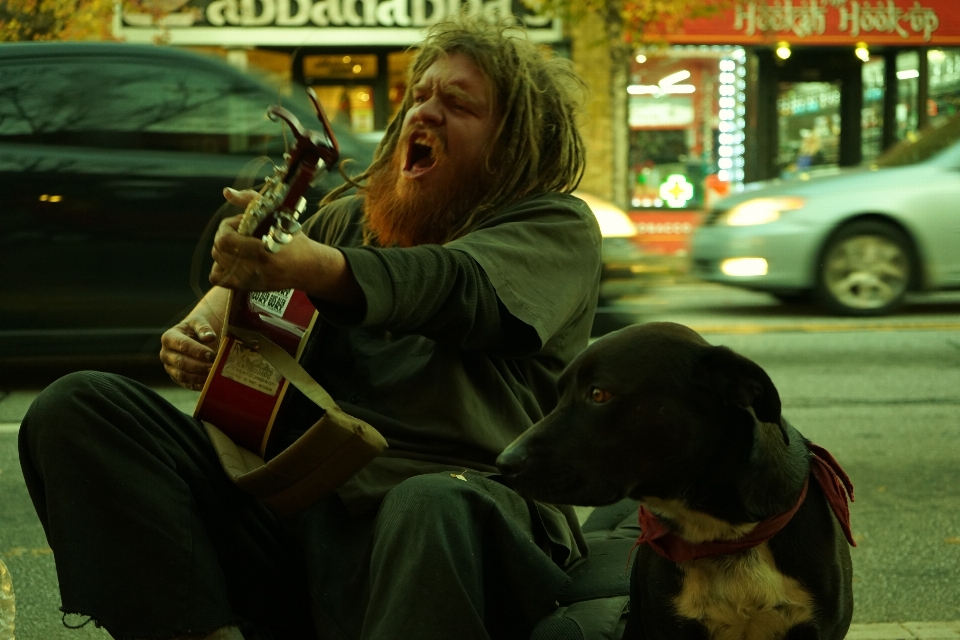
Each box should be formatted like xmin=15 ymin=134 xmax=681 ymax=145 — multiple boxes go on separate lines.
xmin=590 ymin=387 xmax=612 ymax=404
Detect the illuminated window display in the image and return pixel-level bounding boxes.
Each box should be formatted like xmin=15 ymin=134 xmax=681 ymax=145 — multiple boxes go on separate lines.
xmin=628 ymin=47 xmax=744 ymax=211
xmin=927 ymin=48 xmax=960 ymax=129
xmin=777 ymin=81 xmax=841 ymax=176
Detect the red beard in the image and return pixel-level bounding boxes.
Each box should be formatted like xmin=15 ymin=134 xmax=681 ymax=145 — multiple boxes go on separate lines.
xmin=363 ymin=127 xmax=488 ymax=247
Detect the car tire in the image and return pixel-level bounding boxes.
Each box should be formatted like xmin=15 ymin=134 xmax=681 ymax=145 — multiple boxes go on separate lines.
xmin=814 ymin=220 xmax=914 ymax=316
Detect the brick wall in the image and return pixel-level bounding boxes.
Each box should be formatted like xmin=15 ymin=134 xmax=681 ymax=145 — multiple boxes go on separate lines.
xmin=569 ymin=13 xmax=615 ymax=203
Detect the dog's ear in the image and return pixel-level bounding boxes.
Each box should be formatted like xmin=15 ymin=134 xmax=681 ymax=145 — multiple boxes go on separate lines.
xmin=693 ymin=346 xmax=787 ymax=443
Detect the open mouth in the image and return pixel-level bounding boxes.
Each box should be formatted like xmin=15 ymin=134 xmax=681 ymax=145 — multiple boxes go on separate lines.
xmin=403 ymin=134 xmax=437 ymax=177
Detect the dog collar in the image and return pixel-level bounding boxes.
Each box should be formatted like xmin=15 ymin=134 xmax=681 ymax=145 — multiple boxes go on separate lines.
xmin=807 ymin=442 xmax=856 ymax=546
xmin=635 ymin=442 xmax=855 ymax=563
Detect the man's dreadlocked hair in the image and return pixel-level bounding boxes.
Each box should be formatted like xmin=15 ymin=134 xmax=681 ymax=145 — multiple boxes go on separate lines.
xmin=321 ymin=14 xmax=588 ymax=244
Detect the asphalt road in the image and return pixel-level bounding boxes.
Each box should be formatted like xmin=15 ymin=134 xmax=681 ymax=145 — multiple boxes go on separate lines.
xmin=2 ymin=281 xmax=960 ymax=639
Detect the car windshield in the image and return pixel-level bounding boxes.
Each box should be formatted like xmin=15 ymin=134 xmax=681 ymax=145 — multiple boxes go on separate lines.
xmin=873 ymin=111 xmax=960 ymax=167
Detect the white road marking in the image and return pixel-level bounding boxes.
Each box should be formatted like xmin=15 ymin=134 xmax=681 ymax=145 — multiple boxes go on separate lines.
xmin=0 ymin=423 xmax=20 ymax=434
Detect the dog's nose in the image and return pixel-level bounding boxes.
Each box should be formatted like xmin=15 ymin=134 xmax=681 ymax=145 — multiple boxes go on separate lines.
xmin=495 ymin=447 xmax=527 ymax=476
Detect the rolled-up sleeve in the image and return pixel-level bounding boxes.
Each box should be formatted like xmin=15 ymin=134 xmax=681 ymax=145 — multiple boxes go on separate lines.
xmin=305 ymin=193 xmax=602 ymax=351
xmin=447 ymin=198 xmax=602 ymax=345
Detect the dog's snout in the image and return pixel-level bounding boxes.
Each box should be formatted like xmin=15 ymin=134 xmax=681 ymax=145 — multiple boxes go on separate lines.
xmin=495 ymin=446 xmax=528 ymax=477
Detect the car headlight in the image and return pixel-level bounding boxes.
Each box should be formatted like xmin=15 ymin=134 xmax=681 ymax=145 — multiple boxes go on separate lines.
xmin=576 ymin=192 xmax=636 ymax=238
xmin=722 ymin=197 xmax=806 ymax=226
xmin=595 ymin=209 xmax=637 ymax=238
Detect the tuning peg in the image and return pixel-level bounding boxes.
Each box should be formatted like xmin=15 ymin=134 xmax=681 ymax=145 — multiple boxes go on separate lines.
xmin=276 ymin=213 xmax=302 ymax=235
xmin=275 ymin=211 xmax=301 ymax=234
xmin=262 ymin=233 xmax=284 ymax=253
xmin=262 ymin=220 xmax=296 ymax=252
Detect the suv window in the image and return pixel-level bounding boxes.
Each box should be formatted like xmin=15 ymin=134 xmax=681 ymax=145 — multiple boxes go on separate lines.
xmin=0 ymin=57 xmax=287 ymax=156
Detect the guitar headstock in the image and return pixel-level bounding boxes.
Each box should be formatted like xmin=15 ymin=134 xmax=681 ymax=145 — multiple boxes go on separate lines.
xmin=238 ymin=88 xmax=340 ymax=252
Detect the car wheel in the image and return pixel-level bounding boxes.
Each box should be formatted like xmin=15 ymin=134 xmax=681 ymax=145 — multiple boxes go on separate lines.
xmin=815 ymin=220 xmax=914 ymax=316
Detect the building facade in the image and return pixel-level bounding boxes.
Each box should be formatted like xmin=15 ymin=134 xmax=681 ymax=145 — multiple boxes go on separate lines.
xmin=116 ymin=0 xmax=562 ymax=138
xmin=116 ymin=0 xmax=960 ymax=256
xmin=618 ymin=0 xmax=960 ymax=254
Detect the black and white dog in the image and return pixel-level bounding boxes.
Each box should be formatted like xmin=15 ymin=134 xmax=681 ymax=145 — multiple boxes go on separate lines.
xmin=497 ymin=322 xmax=855 ymax=640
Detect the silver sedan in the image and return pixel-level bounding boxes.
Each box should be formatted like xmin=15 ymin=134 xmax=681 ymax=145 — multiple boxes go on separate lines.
xmin=691 ymin=116 xmax=960 ymax=316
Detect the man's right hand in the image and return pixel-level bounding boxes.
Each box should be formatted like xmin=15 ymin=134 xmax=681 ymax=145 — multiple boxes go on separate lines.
xmin=160 ymin=317 xmax=219 ymax=391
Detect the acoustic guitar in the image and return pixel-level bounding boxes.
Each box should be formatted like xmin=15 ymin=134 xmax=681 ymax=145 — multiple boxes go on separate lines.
xmin=194 ymin=91 xmax=387 ymax=515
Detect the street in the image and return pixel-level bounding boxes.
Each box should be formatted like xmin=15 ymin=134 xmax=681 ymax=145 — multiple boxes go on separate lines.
xmin=2 ymin=280 xmax=960 ymax=639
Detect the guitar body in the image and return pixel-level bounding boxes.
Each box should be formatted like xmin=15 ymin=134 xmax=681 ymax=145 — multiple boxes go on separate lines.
xmin=195 ymin=288 xmax=317 ymax=455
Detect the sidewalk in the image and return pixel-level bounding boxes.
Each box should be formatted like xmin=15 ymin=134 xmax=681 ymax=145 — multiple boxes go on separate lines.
xmin=848 ymin=622 xmax=960 ymax=640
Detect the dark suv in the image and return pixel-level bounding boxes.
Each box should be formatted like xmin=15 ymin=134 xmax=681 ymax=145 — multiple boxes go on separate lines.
xmin=0 ymin=42 xmax=373 ymax=361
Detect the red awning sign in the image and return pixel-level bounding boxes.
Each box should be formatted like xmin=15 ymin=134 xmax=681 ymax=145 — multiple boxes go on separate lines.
xmin=659 ymin=1 xmax=960 ymax=46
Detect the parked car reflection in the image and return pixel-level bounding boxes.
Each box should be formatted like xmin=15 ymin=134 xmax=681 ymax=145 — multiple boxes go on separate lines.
xmin=691 ymin=113 xmax=960 ymax=316
xmin=0 ymin=42 xmax=374 ymax=360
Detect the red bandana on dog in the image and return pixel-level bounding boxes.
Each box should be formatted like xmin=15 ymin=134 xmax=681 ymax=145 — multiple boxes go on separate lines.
xmin=635 ymin=443 xmax=855 ymax=563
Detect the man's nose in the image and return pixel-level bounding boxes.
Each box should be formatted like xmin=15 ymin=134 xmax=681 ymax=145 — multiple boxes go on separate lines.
xmin=410 ymin=97 xmax=443 ymax=125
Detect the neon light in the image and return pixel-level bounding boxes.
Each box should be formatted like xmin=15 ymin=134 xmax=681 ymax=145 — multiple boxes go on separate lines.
xmin=659 ymin=174 xmax=694 ymax=209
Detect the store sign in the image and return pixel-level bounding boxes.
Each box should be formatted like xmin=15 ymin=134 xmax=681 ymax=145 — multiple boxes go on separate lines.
xmin=115 ymin=0 xmax=561 ymax=45
xmin=629 ymin=96 xmax=695 ymax=128
xmin=657 ymin=0 xmax=960 ymax=46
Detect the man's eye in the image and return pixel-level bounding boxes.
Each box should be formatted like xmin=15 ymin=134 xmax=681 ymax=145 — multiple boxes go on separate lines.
xmin=590 ymin=387 xmax=612 ymax=404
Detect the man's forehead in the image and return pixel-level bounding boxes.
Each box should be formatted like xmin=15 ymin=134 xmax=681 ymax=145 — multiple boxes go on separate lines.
xmin=414 ymin=54 xmax=492 ymax=101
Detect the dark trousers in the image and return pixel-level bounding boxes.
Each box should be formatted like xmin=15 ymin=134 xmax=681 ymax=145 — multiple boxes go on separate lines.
xmin=19 ymin=371 xmax=569 ymax=640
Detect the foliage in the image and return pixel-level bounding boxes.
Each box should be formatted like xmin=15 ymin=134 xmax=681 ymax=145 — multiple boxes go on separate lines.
xmin=621 ymin=0 xmax=735 ymax=44
xmin=0 ymin=0 xmax=117 ymax=41
xmin=528 ymin=0 xmax=735 ymax=54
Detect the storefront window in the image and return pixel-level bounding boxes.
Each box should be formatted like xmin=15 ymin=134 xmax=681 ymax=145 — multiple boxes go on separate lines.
xmin=628 ymin=48 xmax=740 ymax=211
xmin=299 ymin=50 xmax=415 ymax=135
xmin=927 ymin=48 xmax=960 ymax=129
xmin=897 ymin=50 xmax=920 ymax=140
xmin=303 ymin=54 xmax=378 ymax=133
xmin=777 ymin=82 xmax=841 ymax=177
xmin=862 ymin=58 xmax=885 ymax=163
xmin=311 ymin=85 xmax=375 ymax=133
xmin=303 ymin=54 xmax=378 ymax=81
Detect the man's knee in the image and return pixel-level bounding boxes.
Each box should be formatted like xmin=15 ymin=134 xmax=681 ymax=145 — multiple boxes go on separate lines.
xmin=378 ymin=472 xmax=490 ymax=532
xmin=21 ymin=371 xmax=131 ymax=457
xmin=370 ymin=473 xmax=492 ymax=579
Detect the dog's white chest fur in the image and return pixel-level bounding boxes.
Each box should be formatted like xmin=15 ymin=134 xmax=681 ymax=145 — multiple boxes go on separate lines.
xmin=673 ymin=543 xmax=814 ymax=640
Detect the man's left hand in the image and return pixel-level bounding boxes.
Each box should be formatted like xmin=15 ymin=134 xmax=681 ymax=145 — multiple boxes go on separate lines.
xmin=209 ymin=213 xmax=314 ymax=292
xmin=208 ymin=188 xmax=364 ymax=309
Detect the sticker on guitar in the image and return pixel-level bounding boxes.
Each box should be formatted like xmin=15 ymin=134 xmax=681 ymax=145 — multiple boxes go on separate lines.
xmin=221 ymin=340 xmax=283 ymax=396
xmin=250 ymin=289 xmax=294 ymax=317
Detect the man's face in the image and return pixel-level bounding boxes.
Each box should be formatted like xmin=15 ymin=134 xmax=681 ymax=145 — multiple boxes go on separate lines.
xmin=364 ymin=52 xmax=500 ymax=247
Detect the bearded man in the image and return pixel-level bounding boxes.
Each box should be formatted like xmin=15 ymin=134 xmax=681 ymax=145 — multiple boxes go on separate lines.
xmin=19 ymin=16 xmax=601 ymax=640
